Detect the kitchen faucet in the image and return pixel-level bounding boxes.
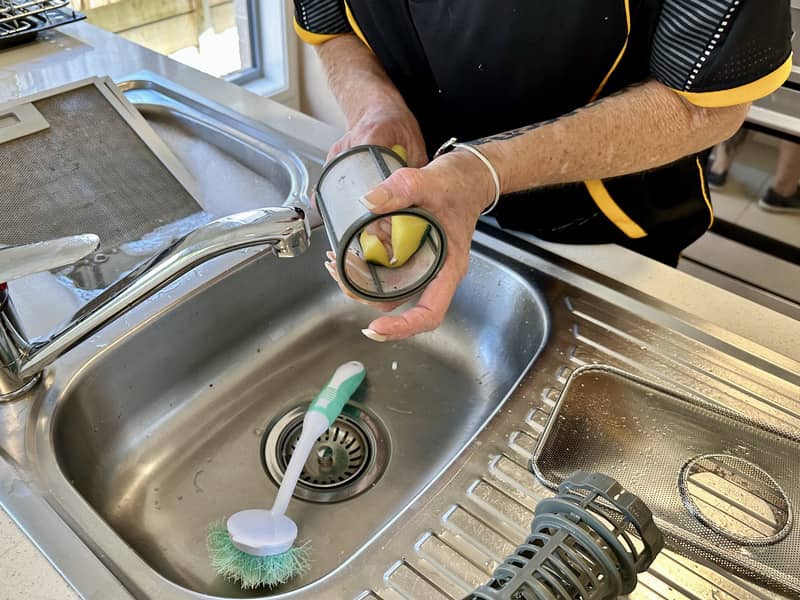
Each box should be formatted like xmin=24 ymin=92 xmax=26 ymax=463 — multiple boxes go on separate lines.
xmin=0 ymin=206 xmax=309 ymax=400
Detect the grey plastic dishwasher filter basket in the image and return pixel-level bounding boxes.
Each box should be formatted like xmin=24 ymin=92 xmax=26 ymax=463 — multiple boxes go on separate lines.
xmin=531 ymin=365 xmax=800 ymax=596
xmin=468 ymin=471 xmax=663 ymax=600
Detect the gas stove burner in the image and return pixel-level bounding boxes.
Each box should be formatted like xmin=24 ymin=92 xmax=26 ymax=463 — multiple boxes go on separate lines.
xmin=0 ymin=1 xmax=85 ymax=49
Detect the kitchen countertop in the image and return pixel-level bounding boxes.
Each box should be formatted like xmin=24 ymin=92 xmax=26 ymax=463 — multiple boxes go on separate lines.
xmin=1 ymin=22 xmax=799 ymax=600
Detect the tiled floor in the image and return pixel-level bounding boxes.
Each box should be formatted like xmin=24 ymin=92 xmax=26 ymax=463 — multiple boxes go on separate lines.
xmin=680 ymin=135 xmax=800 ymax=317
xmin=709 ymin=136 xmax=800 ymax=248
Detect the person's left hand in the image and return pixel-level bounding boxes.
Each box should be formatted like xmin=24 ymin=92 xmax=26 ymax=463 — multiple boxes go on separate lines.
xmin=325 ymin=150 xmax=496 ymax=341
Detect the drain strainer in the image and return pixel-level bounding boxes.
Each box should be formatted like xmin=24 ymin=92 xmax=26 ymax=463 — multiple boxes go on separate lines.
xmin=262 ymin=404 xmax=388 ymax=503
xmin=679 ymin=453 xmax=793 ymax=546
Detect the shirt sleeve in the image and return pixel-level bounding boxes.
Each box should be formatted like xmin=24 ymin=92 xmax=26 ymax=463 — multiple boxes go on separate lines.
xmin=650 ymin=0 xmax=794 ymax=107
xmin=293 ymin=0 xmax=352 ymax=45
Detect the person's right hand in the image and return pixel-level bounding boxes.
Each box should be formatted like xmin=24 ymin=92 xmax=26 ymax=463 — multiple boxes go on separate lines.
xmin=327 ymin=101 xmax=428 ymax=168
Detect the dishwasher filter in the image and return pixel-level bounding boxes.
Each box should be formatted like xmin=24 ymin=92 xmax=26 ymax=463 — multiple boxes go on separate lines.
xmin=0 ymin=77 xmax=201 ymax=274
xmin=469 ymin=472 xmax=663 ymax=600
xmin=531 ymin=365 xmax=800 ymax=596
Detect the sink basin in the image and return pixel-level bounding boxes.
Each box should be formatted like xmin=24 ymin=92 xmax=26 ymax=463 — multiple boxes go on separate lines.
xmin=51 ymin=229 xmax=548 ymax=597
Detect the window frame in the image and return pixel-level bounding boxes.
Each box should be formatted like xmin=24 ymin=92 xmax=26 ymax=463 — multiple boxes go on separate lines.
xmin=225 ymin=0 xmax=299 ymax=108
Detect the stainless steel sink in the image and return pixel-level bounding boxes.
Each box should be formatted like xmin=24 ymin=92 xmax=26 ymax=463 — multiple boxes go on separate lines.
xmin=3 ymin=72 xmax=800 ymax=600
xmin=48 ymin=229 xmax=547 ymax=597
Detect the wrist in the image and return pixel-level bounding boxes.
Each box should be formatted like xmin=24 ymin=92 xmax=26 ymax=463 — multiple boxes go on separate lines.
xmin=433 ymin=140 xmax=501 ymax=216
xmin=432 ymin=149 xmax=498 ymax=218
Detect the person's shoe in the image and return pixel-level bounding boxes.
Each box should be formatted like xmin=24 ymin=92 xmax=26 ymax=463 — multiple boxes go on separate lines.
xmin=759 ymin=187 xmax=800 ymax=213
xmin=705 ymin=168 xmax=728 ymax=188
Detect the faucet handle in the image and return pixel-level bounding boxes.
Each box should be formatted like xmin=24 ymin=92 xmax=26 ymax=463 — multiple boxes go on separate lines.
xmin=0 ymin=234 xmax=101 ymax=285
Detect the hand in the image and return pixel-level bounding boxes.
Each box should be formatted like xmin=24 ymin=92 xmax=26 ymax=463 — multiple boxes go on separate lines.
xmin=327 ymin=101 xmax=428 ymax=168
xmin=325 ymin=150 xmax=496 ymax=341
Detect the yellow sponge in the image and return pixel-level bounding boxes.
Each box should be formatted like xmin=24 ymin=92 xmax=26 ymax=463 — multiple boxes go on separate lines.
xmin=360 ymin=215 xmax=429 ymax=268
xmin=359 ymin=228 xmax=391 ymax=266
xmin=358 ymin=145 xmax=430 ymax=268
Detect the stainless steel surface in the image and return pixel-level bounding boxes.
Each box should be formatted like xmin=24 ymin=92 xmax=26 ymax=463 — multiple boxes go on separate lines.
xmin=45 ymin=226 xmax=545 ymax=597
xmin=0 ymin=71 xmax=312 ymax=392
xmin=531 ymin=365 xmax=800 ymax=596
xmin=117 ymin=72 xmax=322 ymax=224
xmin=678 ymin=454 xmax=792 ymax=546
xmin=0 ymin=76 xmax=203 ymax=296
xmin=0 ymin=234 xmax=99 ymax=283
xmin=36 ymin=73 xmax=315 ymax=294
xmin=0 ymin=72 xmax=798 ymax=600
xmin=0 ymin=101 xmax=49 ymax=143
xmin=0 ymin=205 xmax=309 ymax=396
xmin=263 ymin=403 xmax=389 ymax=503
xmin=0 ymin=233 xmax=98 ymax=399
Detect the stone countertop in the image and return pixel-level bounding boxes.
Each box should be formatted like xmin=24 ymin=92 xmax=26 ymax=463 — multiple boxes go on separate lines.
xmin=1 ymin=21 xmax=799 ymax=600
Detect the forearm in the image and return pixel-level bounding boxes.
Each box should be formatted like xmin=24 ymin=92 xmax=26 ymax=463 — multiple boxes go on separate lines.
xmin=316 ymin=34 xmax=410 ymax=127
xmin=474 ymin=80 xmax=749 ymax=193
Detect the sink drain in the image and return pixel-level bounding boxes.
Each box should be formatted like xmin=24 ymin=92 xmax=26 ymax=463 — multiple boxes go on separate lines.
xmin=262 ymin=404 xmax=388 ymax=503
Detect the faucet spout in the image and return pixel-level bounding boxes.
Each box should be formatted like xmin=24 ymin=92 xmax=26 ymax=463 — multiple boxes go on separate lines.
xmin=0 ymin=206 xmax=309 ymax=395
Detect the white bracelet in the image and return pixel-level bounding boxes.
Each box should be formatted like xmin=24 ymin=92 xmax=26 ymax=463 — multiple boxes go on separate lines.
xmin=434 ymin=137 xmax=501 ymax=215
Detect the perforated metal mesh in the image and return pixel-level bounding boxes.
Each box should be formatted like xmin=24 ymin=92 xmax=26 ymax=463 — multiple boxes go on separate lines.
xmin=0 ymin=84 xmax=199 ymax=252
xmin=532 ymin=365 xmax=800 ymax=596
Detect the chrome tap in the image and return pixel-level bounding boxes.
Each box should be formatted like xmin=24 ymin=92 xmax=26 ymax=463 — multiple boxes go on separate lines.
xmin=0 ymin=207 xmax=309 ymax=400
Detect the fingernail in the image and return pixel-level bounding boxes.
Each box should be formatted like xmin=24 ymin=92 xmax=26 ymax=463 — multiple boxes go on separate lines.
xmin=361 ymin=328 xmax=388 ymax=342
xmin=360 ymin=188 xmax=390 ymax=210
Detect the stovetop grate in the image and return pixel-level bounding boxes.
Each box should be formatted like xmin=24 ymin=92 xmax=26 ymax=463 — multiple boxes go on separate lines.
xmin=0 ymin=1 xmax=84 ymax=47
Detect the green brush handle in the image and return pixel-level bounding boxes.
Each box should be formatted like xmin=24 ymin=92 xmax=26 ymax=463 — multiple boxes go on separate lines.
xmin=308 ymin=361 xmax=366 ymax=427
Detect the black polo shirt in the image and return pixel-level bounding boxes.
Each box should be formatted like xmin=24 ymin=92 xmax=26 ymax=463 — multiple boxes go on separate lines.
xmin=294 ymin=1 xmax=793 ymax=261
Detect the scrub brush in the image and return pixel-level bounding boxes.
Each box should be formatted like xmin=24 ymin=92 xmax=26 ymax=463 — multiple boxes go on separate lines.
xmin=207 ymin=360 xmax=367 ymax=589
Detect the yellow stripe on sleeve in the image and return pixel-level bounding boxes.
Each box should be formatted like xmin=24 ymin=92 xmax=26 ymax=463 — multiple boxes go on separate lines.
xmin=293 ymin=18 xmax=348 ymax=45
xmin=677 ymin=54 xmax=793 ymax=108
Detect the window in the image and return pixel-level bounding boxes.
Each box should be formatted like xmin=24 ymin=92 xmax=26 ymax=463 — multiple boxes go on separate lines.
xmin=69 ymin=0 xmax=294 ymax=94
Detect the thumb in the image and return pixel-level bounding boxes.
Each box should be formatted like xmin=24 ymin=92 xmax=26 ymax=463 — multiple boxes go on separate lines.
xmin=360 ymin=168 xmax=425 ymax=215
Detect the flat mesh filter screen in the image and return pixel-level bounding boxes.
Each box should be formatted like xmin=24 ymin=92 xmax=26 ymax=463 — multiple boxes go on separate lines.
xmin=532 ymin=365 xmax=800 ymax=596
xmin=0 ymin=84 xmax=200 ymax=251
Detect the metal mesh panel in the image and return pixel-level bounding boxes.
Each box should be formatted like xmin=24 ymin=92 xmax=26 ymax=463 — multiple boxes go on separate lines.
xmin=532 ymin=365 xmax=800 ymax=596
xmin=0 ymin=84 xmax=199 ymax=251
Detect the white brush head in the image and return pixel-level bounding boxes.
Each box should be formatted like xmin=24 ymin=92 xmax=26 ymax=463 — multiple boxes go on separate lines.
xmin=226 ymin=509 xmax=298 ymax=556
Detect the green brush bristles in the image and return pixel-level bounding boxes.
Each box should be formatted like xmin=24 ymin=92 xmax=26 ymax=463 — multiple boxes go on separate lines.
xmin=207 ymin=522 xmax=311 ymax=589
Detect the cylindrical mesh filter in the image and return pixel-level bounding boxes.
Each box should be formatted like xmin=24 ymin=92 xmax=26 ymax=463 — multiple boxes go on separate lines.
xmin=315 ymin=145 xmax=446 ymax=302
